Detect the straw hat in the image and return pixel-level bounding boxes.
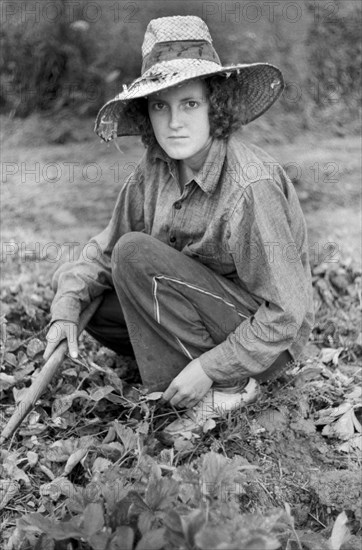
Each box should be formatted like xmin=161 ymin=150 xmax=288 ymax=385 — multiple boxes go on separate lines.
xmin=95 ymin=15 xmax=284 ymax=142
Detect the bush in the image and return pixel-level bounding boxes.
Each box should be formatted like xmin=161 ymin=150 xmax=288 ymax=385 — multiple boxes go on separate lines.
xmin=1 ymin=2 xmax=103 ymax=115
xmin=0 ymin=0 xmax=360 ymax=132
xmin=305 ymin=0 xmax=362 ymax=120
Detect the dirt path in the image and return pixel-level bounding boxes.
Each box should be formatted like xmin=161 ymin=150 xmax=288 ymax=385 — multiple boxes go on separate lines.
xmin=264 ymin=135 xmax=361 ymax=265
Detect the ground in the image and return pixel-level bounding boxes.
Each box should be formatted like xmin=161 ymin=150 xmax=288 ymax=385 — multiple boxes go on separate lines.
xmin=0 ymin=115 xmax=361 ymax=550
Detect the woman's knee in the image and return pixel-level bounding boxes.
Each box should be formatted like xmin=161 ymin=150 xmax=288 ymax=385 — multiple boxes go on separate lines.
xmin=111 ymin=232 xmax=159 ymax=279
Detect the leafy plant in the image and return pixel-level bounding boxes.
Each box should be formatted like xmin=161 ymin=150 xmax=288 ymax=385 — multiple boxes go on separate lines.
xmin=14 ymin=451 xmax=289 ymax=550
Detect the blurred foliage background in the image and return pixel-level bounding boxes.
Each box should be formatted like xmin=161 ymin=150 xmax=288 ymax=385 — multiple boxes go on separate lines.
xmin=0 ymin=0 xmax=361 ymax=137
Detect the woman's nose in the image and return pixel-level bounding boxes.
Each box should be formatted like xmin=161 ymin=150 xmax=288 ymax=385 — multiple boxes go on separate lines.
xmin=168 ymin=106 xmax=183 ymax=129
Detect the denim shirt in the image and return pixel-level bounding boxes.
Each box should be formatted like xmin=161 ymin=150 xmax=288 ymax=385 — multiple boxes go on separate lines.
xmin=51 ymin=133 xmax=314 ymax=380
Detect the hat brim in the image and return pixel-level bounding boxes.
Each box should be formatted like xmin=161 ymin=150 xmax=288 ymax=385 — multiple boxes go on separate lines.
xmin=94 ymin=60 xmax=284 ymax=141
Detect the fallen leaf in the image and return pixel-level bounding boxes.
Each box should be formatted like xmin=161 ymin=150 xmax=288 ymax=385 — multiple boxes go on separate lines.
xmin=338 ymin=434 xmax=362 ymax=453
xmin=89 ymin=385 xmax=114 ymax=401
xmin=14 ymin=361 xmax=36 ymax=382
xmin=137 ymin=421 xmax=149 ymax=436
xmin=13 ymin=386 xmax=29 ymax=403
xmin=92 ymin=457 xmax=113 ymax=474
xmin=27 ymin=451 xmax=38 ymax=467
xmin=28 ymin=411 xmax=41 ymax=425
xmin=294 ymin=365 xmax=323 ymax=385
xmin=320 ymin=347 xmax=343 ymax=366
xmin=345 ymin=386 xmax=362 ymax=403
xmin=144 ymin=391 xmax=163 ymax=401
xmin=52 ymin=390 xmax=89 ymax=418
xmin=321 ymin=408 xmax=361 ymax=440
xmin=322 ymin=409 xmax=354 ymax=440
xmin=16 ymin=350 xmax=29 ymax=367
xmin=26 ymin=338 xmax=45 ymax=358
xmin=315 ymin=402 xmax=353 ymax=425
xmin=173 ymin=437 xmax=195 ymax=453
xmin=40 ymin=477 xmax=75 ymax=502
xmin=0 ymin=479 xmax=19 ymax=509
xmin=51 ymin=416 xmax=71 ymax=429
xmin=19 ymin=423 xmax=47 ymax=437
xmin=103 ymin=368 xmax=124 ymax=394
xmin=48 ymin=436 xmax=96 ymax=463
xmin=64 ymin=448 xmax=89 ymax=475
xmin=113 ymin=421 xmax=138 ymax=452
xmin=39 ymin=464 xmax=55 ymax=481
xmin=1 ymin=450 xmax=31 ymax=486
xmin=62 ymin=368 xmax=78 ymax=377
xmin=4 ymin=352 xmax=17 ymax=367
xmin=202 ymin=418 xmax=216 ymax=433
xmin=0 ymin=372 xmax=16 ymax=390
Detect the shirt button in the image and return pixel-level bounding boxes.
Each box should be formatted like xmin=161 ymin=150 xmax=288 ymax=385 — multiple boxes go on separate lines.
xmin=169 ymin=236 xmax=176 ymax=244
xmin=174 ymin=201 xmax=182 ymax=210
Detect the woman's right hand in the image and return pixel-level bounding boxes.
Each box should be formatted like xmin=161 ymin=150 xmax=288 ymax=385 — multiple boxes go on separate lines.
xmin=43 ymin=320 xmax=79 ymax=361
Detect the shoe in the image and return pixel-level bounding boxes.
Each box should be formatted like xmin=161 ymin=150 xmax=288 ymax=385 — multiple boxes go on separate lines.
xmin=164 ymin=378 xmax=260 ymax=436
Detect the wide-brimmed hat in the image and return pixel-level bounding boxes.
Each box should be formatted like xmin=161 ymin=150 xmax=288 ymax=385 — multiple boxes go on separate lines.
xmin=95 ymin=15 xmax=284 ymax=142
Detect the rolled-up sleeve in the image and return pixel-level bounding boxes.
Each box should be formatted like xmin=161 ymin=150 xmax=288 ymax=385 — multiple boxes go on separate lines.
xmin=199 ymin=177 xmax=312 ymax=380
xmin=50 ymin=164 xmax=145 ymax=324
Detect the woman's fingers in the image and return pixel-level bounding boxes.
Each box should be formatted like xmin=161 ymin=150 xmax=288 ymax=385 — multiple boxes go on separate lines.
xmin=66 ymin=327 xmax=79 ymax=358
xmin=43 ymin=321 xmax=78 ymax=360
xmin=63 ymin=321 xmax=79 ymax=358
xmin=43 ymin=323 xmax=63 ymax=361
xmin=162 ymin=385 xmax=177 ymax=404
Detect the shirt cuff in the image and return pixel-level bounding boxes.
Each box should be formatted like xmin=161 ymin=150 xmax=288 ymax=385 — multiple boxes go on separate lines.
xmin=50 ymin=295 xmax=81 ymax=325
xmin=198 ymin=343 xmax=251 ymax=384
xmin=198 ymin=318 xmax=292 ymax=384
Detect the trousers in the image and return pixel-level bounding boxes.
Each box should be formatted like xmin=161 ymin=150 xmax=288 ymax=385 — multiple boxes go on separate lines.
xmin=85 ymin=232 xmax=292 ymax=391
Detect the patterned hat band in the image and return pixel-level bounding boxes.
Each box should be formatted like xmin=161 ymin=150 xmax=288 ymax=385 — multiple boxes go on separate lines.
xmin=94 ymin=15 xmax=284 ymax=141
xmin=141 ymin=40 xmax=221 ymax=73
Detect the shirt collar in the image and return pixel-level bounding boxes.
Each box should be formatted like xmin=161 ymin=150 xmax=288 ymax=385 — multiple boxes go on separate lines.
xmin=150 ymin=138 xmax=227 ymax=195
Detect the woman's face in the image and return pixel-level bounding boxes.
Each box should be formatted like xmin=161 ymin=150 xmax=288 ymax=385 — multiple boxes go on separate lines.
xmin=147 ymin=80 xmax=211 ymax=163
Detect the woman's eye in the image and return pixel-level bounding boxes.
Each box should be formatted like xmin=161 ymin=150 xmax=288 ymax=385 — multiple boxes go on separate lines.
xmin=151 ymin=103 xmax=165 ymax=111
xmin=186 ymin=101 xmax=198 ymax=108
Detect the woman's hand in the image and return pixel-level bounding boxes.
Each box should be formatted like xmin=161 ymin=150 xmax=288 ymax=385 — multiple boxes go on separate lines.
xmin=162 ymin=358 xmax=213 ymax=409
xmin=43 ymin=320 xmax=79 ymax=361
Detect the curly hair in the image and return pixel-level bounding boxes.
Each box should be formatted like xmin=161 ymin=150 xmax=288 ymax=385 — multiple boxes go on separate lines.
xmin=122 ymin=74 xmax=247 ymax=149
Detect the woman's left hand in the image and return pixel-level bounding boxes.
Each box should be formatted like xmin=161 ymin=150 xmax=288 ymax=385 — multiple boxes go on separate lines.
xmin=162 ymin=358 xmax=213 ymax=409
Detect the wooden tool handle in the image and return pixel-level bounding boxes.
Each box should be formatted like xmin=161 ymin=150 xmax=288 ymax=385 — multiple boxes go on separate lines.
xmin=0 ymin=296 xmax=103 ymax=444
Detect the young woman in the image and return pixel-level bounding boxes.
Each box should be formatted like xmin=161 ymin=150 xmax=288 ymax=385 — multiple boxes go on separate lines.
xmin=44 ymin=16 xmax=314 ymax=432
